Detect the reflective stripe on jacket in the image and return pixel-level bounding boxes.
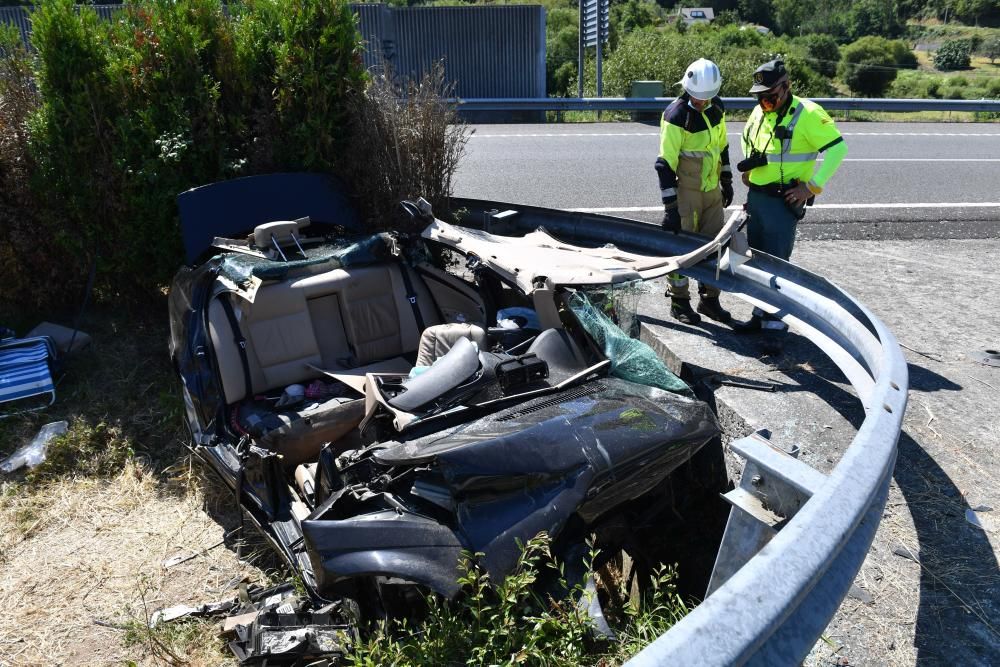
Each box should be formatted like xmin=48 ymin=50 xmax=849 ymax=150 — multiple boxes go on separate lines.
xmin=657 ymin=95 xmax=731 ymax=200
xmin=741 ymin=95 xmax=843 ymax=187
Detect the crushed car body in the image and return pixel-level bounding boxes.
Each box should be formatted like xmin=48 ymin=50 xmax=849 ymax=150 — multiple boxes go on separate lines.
xmin=168 ymin=175 xmax=741 ymax=660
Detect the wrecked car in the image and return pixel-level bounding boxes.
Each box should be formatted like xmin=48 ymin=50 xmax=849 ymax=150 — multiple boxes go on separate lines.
xmin=167 ymin=174 xmax=743 ymax=640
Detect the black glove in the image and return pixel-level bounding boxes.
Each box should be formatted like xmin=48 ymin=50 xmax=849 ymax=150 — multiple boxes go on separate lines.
xmin=720 ymin=175 xmax=734 ymax=208
xmin=661 ymin=204 xmax=681 ymax=233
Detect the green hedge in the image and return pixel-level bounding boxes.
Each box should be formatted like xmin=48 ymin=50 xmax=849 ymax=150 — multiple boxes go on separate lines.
xmin=599 ymin=25 xmax=834 ymax=100
xmin=1 ymin=0 xmax=366 ymax=311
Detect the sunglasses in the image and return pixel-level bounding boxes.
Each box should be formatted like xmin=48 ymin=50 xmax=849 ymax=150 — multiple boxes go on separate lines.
xmin=755 ymin=83 xmax=787 ymax=105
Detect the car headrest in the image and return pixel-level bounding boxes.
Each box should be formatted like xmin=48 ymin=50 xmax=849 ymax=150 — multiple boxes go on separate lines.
xmin=253 ymin=217 xmax=311 ymax=250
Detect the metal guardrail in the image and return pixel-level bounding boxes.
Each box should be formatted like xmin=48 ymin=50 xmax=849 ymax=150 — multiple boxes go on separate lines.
xmin=452 ymin=198 xmax=909 ymax=666
xmin=630 ymin=233 xmax=908 ymax=665
xmin=454 ymin=96 xmax=1000 ymax=113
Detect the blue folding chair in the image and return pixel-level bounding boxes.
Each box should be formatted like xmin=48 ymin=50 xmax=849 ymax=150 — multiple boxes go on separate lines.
xmin=0 ymin=336 xmax=58 ymax=418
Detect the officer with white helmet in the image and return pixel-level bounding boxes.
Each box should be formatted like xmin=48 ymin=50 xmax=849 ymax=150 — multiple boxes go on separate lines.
xmin=656 ymin=58 xmax=734 ymax=325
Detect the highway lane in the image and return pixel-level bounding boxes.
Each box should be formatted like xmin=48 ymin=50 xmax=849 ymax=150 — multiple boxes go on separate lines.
xmin=453 ymin=121 xmax=1000 ymax=239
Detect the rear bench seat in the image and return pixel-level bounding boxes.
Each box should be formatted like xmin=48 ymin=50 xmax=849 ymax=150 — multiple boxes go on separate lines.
xmin=208 ymin=262 xmax=442 ymax=465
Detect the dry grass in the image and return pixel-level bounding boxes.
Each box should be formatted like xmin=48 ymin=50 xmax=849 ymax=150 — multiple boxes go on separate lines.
xmin=0 ymin=306 xmax=275 ymax=665
xmin=0 ymin=457 xmax=270 ymax=665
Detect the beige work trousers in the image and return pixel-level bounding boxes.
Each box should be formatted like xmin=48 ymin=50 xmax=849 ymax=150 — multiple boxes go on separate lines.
xmin=668 ymin=157 xmax=724 ymax=299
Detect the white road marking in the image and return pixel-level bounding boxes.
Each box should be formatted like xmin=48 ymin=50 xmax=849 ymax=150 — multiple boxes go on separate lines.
xmin=840 ymin=132 xmax=1000 ymax=136
xmin=471 ymin=131 xmax=1000 ymax=138
xmin=567 ymin=203 xmax=1000 ymax=213
xmin=842 ymin=158 xmax=1000 ymax=162
xmin=472 ymin=132 xmax=657 ymax=137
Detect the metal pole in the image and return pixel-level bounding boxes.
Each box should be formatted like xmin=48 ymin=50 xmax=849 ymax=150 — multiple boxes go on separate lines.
xmin=578 ymin=0 xmax=584 ymax=98
xmin=595 ymin=20 xmax=603 ymax=97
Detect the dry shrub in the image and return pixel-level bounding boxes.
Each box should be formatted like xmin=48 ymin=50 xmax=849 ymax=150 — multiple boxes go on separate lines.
xmin=340 ymin=63 xmax=470 ymax=233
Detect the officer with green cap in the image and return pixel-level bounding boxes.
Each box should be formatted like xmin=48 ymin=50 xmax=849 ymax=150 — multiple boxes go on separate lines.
xmin=734 ymin=58 xmax=848 ymax=334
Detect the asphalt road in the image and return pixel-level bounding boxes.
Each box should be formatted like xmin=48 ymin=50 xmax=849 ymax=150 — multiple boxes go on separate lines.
xmin=453 ymin=121 xmax=1000 ymax=240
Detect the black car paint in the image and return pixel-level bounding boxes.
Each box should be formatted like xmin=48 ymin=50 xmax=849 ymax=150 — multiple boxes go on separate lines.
xmin=169 ymin=174 xmax=721 ymax=608
xmin=300 ymin=378 xmax=718 ymax=597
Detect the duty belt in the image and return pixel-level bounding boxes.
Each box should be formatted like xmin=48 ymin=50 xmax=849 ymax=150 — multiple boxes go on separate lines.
xmin=748 ymin=181 xmax=796 ymax=197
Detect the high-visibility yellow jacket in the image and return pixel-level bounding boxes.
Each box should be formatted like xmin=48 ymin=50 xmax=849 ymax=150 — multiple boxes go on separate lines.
xmin=741 ymin=95 xmax=847 ymax=193
xmin=655 ymin=94 xmax=731 ymax=203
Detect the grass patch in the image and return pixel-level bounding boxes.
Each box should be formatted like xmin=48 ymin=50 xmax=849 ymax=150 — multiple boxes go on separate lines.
xmin=352 ymin=533 xmax=690 ymax=666
xmin=0 ymin=300 xmax=186 ymax=482
xmin=0 ymin=301 xmax=272 ymax=664
xmin=122 ymin=617 xmax=224 ymax=666
xmin=829 ymin=109 xmax=998 ymax=122
xmin=120 ymin=573 xmax=230 ymax=665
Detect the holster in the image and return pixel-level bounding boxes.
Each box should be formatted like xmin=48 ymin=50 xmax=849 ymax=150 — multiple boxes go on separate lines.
xmin=749 ymin=180 xmax=813 ymax=220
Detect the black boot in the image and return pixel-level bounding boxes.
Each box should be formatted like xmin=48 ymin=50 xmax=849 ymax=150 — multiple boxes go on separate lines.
xmin=671 ymin=298 xmax=701 ymax=325
xmin=731 ymin=315 xmax=763 ymax=334
xmin=697 ymin=296 xmax=731 ymax=323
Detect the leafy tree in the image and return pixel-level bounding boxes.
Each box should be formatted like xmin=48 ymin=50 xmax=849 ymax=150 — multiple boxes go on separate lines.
xmin=20 ymin=0 xmax=369 ymax=303
xmin=794 ymin=33 xmax=839 ymax=78
xmin=847 ymin=0 xmax=904 ymax=40
xmin=771 ymin=0 xmax=805 ymax=35
xmin=714 ymin=9 xmax=741 ymax=26
xmin=888 ymin=39 xmax=918 ymax=69
xmin=715 ymin=23 xmax=766 ymax=49
xmin=614 ymin=0 xmax=658 ymax=36
xmin=981 ymin=35 xmax=1000 ymax=64
xmin=838 ymin=36 xmax=901 ymax=97
xmin=953 ymin=0 xmax=994 ymax=26
xmin=600 ymin=26 xmax=832 ymax=99
xmin=934 ymin=38 xmax=972 ymax=71
xmin=546 ymin=6 xmax=579 ymax=96
xmin=737 ymin=0 xmax=774 ymax=27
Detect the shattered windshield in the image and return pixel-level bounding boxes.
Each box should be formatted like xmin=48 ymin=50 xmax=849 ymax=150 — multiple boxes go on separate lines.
xmin=569 ymin=290 xmax=691 ymax=396
xmin=217 ymin=233 xmax=394 ymax=285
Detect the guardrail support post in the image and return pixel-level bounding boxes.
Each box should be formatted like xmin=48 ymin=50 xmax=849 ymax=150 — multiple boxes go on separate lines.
xmin=707 ymin=431 xmax=829 ymax=596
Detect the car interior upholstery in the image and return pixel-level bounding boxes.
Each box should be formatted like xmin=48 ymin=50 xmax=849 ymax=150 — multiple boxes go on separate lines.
xmin=205 ymin=247 xmax=593 ymax=475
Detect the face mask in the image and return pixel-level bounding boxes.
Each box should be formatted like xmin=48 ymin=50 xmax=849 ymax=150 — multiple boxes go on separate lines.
xmin=688 ymin=97 xmax=710 ymax=112
xmin=756 ymin=84 xmax=785 ymax=112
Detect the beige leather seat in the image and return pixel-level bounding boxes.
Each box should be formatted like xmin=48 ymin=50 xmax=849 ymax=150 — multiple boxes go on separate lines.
xmin=415 ymin=323 xmax=488 ymax=367
xmin=207 ymin=262 xmax=442 ymax=465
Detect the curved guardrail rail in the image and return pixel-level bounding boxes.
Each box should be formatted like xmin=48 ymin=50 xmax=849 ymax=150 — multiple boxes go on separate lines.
xmin=452 ymin=198 xmax=909 ymax=666
xmin=453 ymin=96 xmax=1000 ymax=113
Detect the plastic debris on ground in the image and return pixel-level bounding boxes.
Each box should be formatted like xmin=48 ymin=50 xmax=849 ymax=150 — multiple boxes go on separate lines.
xmin=149 ymin=580 xmax=356 ymax=665
xmin=568 ymin=290 xmax=691 ymax=396
xmin=0 ymin=420 xmax=68 ymax=473
xmin=231 ymin=609 xmax=354 ymax=665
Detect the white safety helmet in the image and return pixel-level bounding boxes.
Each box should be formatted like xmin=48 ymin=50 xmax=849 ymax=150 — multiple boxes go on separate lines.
xmin=677 ymin=58 xmax=722 ymax=100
